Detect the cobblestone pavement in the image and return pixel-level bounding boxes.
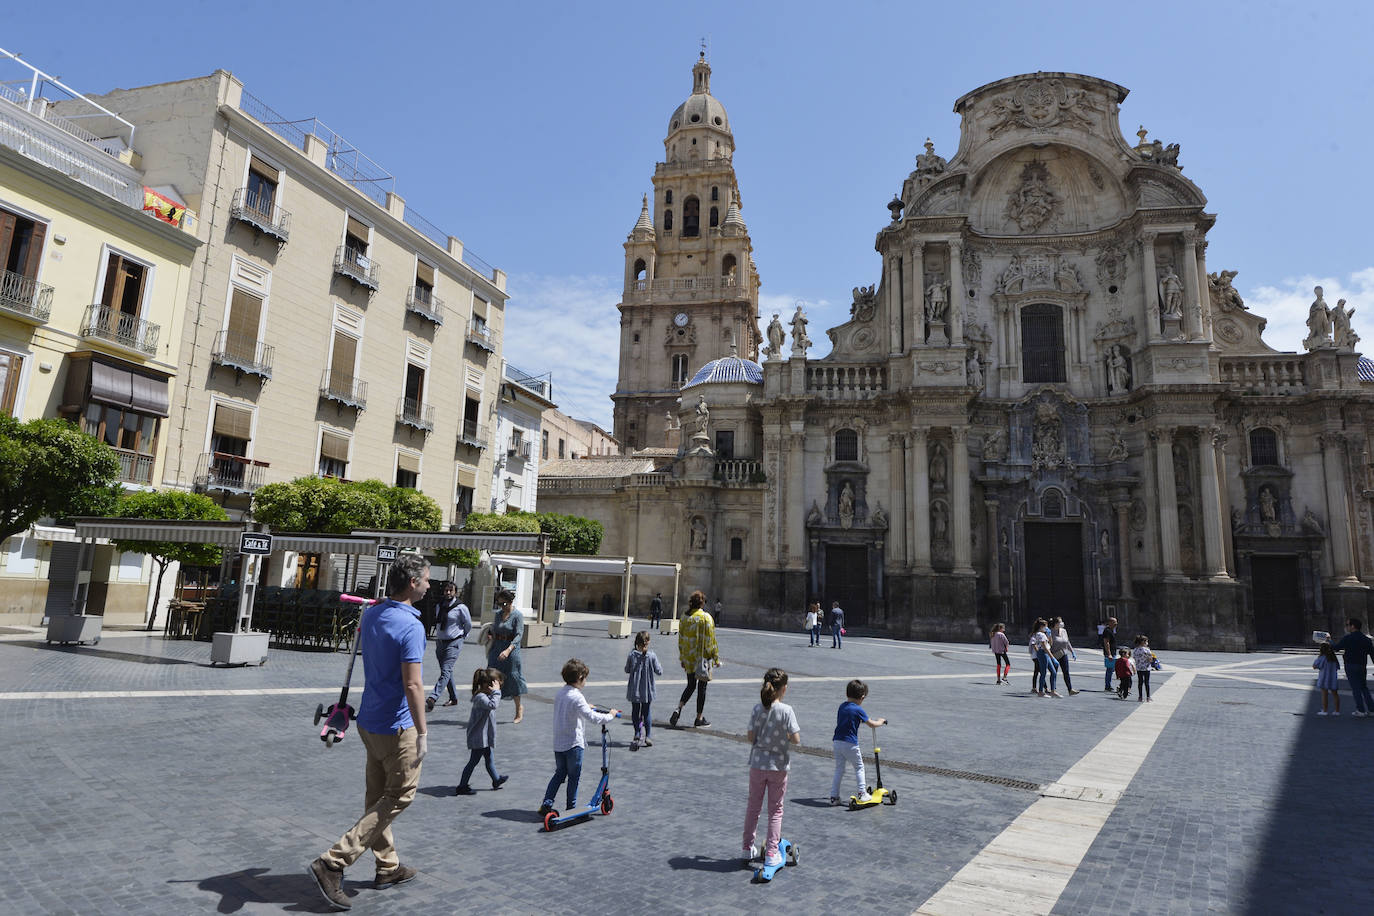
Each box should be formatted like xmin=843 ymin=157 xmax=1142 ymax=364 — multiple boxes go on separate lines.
xmin=0 ymin=615 xmax=1358 ymax=914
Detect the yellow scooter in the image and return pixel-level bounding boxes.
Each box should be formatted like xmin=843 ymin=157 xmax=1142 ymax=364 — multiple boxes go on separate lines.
xmin=848 ymin=740 xmax=897 ymax=809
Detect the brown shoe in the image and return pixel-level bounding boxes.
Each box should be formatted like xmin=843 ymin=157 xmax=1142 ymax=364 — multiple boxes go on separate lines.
xmin=309 ymin=858 xmax=351 ymax=910
xmin=374 ymin=863 xmax=417 ymax=889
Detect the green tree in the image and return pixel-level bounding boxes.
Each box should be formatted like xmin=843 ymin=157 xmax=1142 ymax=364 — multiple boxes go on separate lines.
xmin=108 ymin=489 xmax=229 ymax=631
xmin=251 ymin=477 xmax=389 ymax=533
xmin=535 ymin=511 xmax=604 ymax=555
xmin=0 ymin=417 xmax=121 ymax=544
xmin=441 ymin=509 xmax=542 ymax=568
xmin=351 ymin=479 xmax=442 ymax=531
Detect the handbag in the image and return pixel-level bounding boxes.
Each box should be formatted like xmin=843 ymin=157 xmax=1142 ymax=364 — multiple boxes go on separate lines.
xmin=693 ymin=616 xmax=713 ymax=681
xmin=840 ymin=627 xmax=847 ymax=636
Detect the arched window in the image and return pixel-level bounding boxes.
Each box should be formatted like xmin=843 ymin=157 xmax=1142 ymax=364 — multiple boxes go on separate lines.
xmin=1249 ymin=428 xmax=1279 ymax=467
xmin=709 ymin=206 xmax=719 ymax=228
xmin=1042 ymin=488 xmax=1063 ymax=518
xmin=729 ymin=537 xmax=743 ymax=561
xmin=1021 ymin=303 xmax=1066 ymax=383
xmin=663 ymin=209 xmax=673 ymax=232
xmin=633 ymin=258 xmax=646 ymax=282
xmin=721 ymin=254 xmax=737 ymax=278
xmin=665 ymin=190 xmax=672 ymax=205
xmin=835 ymin=428 xmax=859 ymax=462
xmin=672 ymin=354 xmax=689 ymax=388
xmin=711 ymin=186 xmax=719 ymax=202
xmin=682 ymin=197 xmax=700 ymax=237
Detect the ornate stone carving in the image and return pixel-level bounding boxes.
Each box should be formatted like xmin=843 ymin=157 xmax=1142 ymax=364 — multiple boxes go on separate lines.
xmin=1207 ymin=269 xmax=1247 ymax=312
xmin=693 ymin=394 xmax=710 ymax=436
xmin=925 ymin=275 xmax=950 ymax=324
xmin=1135 ymin=127 xmax=1181 ymax=168
xmin=962 ymin=246 xmax=983 ymax=288
xmin=986 ymin=78 xmax=1098 ymax=137
xmin=665 ymin=322 xmax=698 ymax=345
xmin=1304 ymin=286 xmax=1334 ymax=351
xmin=764 ymin=313 xmax=785 ymax=359
xmin=790 ymin=303 xmax=811 ymax=356
xmin=851 ymin=327 xmax=876 ymax=352
xmin=1333 ymin=298 xmax=1359 ymax=351
xmin=1004 ymin=160 xmax=1059 ymax=232
xmin=914 ymin=138 xmax=947 ymax=177
xmin=995 ymin=252 xmax=1082 ymax=294
xmin=1302 ymin=508 xmax=1324 ymax=535
xmin=967 ymin=351 xmax=985 ymax=390
xmin=982 ymin=428 xmax=1007 ymax=462
xmin=1159 ymin=265 xmax=1184 ymax=319
xmin=871 ymin=503 xmax=888 ymax=530
xmin=1093 ymin=315 xmax=1137 ymax=343
xmin=690 ymin=516 xmax=708 ymax=551
xmin=1106 ymin=430 xmax=1129 ymax=463
xmin=1095 ymin=243 xmax=1128 ymax=292
xmin=1129 ymin=497 xmax=1147 ymax=531
xmin=838 ymin=481 xmax=855 ymax=529
xmin=931 ymin=500 xmax=949 ymax=545
xmin=1105 ymin=344 xmax=1132 ymax=394
xmin=806 ymin=502 xmax=823 ymax=527
xmin=915 ymin=359 xmax=962 ymax=376
xmin=1215 ymin=319 xmax=1242 ymax=343
xmin=850 ymin=285 xmax=877 ymax=322
xmin=1031 ymin=401 xmax=1067 ymax=472
xmin=930 ymin=442 xmax=949 ymax=491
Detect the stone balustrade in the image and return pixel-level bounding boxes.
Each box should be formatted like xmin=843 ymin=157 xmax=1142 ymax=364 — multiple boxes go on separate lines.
xmin=1218 ymin=356 xmax=1307 ymax=395
xmin=805 ymin=363 xmax=888 ymax=399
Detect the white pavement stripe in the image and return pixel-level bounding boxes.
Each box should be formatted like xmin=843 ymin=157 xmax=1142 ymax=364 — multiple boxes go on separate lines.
xmin=1199 ymin=671 xmax=1315 ymax=692
xmin=914 ymin=671 xmax=1196 ymax=916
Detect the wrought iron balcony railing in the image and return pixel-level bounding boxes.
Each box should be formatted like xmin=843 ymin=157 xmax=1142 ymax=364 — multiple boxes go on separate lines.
xmin=458 ymin=419 xmax=488 ymax=449
xmin=504 ymin=364 xmax=553 ymax=401
xmin=80 ymin=304 xmax=160 ymax=355
xmin=406 ymin=286 xmax=444 ymax=325
xmin=466 ymin=321 xmax=496 ymax=353
xmin=112 ymin=447 xmax=154 ymax=484
xmin=319 ymin=371 xmax=367 ymax=410
xmin=229 ymin=187 xmax=291 ymax=241
xmin=193 ymin=451 xmax=268 ymax=494
xmin=333 ymin=245 xmax=380 ymax=290
xmin=397 ymin=397 xmax=434 ymax=432
xmin=0 ymin=269 xmax=53 ymax=323
xmin=210 ymin=329 xmax=274 ymax=380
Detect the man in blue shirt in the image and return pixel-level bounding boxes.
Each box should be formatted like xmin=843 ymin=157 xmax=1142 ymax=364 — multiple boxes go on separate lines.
xmin=1333 ymin=617 xmax=1374 ymax=716
xmin=311 ymin=553 xmax=430 ymax=911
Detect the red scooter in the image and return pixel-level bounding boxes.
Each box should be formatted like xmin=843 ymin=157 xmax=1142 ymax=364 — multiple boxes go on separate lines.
xmin=313 ymin=594 xmax=373 ymax=747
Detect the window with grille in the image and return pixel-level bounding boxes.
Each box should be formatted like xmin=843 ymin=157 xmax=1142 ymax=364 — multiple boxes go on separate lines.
xmin=835 ymin=428 xmax=859 ymax=462
xmin=1249 ymin=428 xmax=1279 ymax=467
xmin=1021 ymin=304 xmax=1066 ymax=383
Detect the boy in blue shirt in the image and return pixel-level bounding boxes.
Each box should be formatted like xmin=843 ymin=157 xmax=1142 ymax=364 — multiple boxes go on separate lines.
xmin=829 ymin=679 xmax=887 ymax=805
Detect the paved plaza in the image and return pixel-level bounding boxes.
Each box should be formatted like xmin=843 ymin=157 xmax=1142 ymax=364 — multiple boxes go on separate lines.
xmin=0 ymin=614 xmax=1364 ymax=915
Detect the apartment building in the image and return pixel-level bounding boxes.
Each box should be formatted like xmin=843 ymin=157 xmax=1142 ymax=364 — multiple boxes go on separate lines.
xmin=0 ymin=51 xmax=200 ymax=624
xmin=493 ymin=361 xmax=555 ymax=514
xmin=539 ymin=407 xmax=620 ymax=463
xmin=63 ymin=71 xmax=508 ymax=539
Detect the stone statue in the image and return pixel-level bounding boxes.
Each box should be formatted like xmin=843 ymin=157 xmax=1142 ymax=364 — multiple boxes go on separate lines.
xmin=925 ymin=278 xmax=950 ymax=325
xmin=789 ymin=304 xmax=811 ymax=356
xmin=1207 ymin=269 xmax=1247 ymax=312
xmin=930 ymin=442 xmax=948 ymax=489
xmin=1302 ymin=508 xmax=1324 ymax=535
xmin=932 ymin=502 xmax=948 ymax=544
xmin=871 ymin=504 xmax=888 ymax=529
xmin=966 ymin=351 xmax=984 ymax=390
xmin=1100 ymin=529 xmax=1111 ymax=557
xmin=694 ymin=394 xmax=710 ymax=436
xmin=1304 ymin=286 xmax=1333 ymax=350
xmin=1259 ymin=487 xmax=1277 ymax=524
xmin=1107 ymin=429 xmax=1129 ymax=463
xmin=665 ymin=410 xmax=676 ymax=430
xmin=1333 ymin=298 xmax=1359 ymax=351
xmin=765 ymin=313 xmax=786 ymax=359
xmin=1159 ymin=266 xmax=1184 ymax=318
xmin=690 ymin=516 xmax=708 ymax=550
xmin=806 ymin=502 xmax=823 ymax=527
xmin=914 ymin=138 xmax=947 ymax=178
xmin=1106 ymin=344 xmax=1130 ymax=394
xmin=838 ymin=482 xmax=855 ymax=529
xmin=982 ymin=429 xmax=1007 ymax=462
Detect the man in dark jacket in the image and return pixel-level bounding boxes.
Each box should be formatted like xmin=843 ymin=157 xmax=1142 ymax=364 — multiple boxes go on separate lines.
xmin=649 ymin=593 xmax=663 ymax=628
xmin=1333 ymin=617 xmax=1374 ymax=716
xmin=425 ymin=581 xmax=471 ymax=712
xmin=1099 ymin=617 xmax=1118 ymax=691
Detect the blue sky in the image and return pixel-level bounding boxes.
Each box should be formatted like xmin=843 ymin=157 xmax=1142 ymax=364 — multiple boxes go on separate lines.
xmin=6 ymin=0 xmax=1372 ymax=428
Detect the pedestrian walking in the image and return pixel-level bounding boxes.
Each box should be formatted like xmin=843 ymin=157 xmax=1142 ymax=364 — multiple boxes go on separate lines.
xmin=741 ymin=668 xmax=801 ymax=869
xmin=455 ymin=668 xmax=507 ymax=794
xmin=309 ymin=553 xmax=430 ymax=912
xmin=482 ymin=589 xmax=526 ymax=724
xmin=715 ymin=597 xmax=725 ymax=627
xmin=1114 ymin=648 xmax=1135 ymax=699
xmin=669 ymin=590 xmax=719 ymax=728
xmin=425 ymin=581 xmax=471 ymax=713
xmin=1313 ymin=642 xmax=1342 ymax=716
xmin=990 ymin=623 xmax=1011 ymax=684
xmin=649 ymin=593 xmax=663 ymax=628
xmin=829 ymin=679 xmax=886 ymax=805
xmin=1100 ymin=616 xmax=1119 ymax=691
xmin=1050 ymin=617 xmax=1079 ymax=695
xmin=1131 ymin=635 xmax=1155 ymax=702
xmin=1332 ymin=618 xmax=1374 ymax=716
xmin=538 ymin=659 xmax=619 ymax=816
xmin=1031 ymin=618 xmax=1060 ymax=697
xmin=804 ymin=603 xmax=819 ymax=646
xmin=625 ymin=630 xmax=663 ymax=749
xmin=830 ymin=601 xmax=846 ymax=649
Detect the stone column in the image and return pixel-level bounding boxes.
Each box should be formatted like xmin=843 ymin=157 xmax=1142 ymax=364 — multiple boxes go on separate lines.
xmin=1198 ymin=426 xmax=1231 ymax=579
xmin=952 ymin=427 xmax=974 ymax=574
xmin=1141 ymin=231 xmax=1161 ymax=342
xmin=1321 ymin=432 xmax=1360 ymax=584
xmin=985 ymin=499 xmax=1000 ymax=596
xmin=1182 ymin=231 xmax=1203 ymax=340
xmin=1196 ymin=237 xmax=1213 ymax=342
xmin=949 ymin=239 xmax=965 ymax=347
xmin=909 ymin=242 xmax=925 ymax=345
xmin=887 ymin=254 xmax=901 ymax=355
xmin=889 ymin=433 xmax=907 ymax=565
xmin=762 ymin=428 xmax=781 ymax=566
xmin=786 ymin=421 xmax=806 ymax=567
xmin=1114 ymin=499 xmax=1134 ymax=598
xmin=910 ymin=428 xmax=931 ymax=572
xmin=1152 ymin=426 xmax=1182 ymax=576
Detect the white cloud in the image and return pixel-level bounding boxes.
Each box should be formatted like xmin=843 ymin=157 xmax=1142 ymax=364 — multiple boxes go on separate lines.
xmin=501 ymin=273 xmax=621 ymax=429
xmin=1244 ymin=268 xmax=1374 ymax=353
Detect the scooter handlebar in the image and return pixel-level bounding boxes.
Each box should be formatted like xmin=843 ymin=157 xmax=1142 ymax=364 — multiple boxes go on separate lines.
xmin=592 ymin=707 xmax=622 ymax=718
xmin=339 ymin=594 xmax=376 ymax=606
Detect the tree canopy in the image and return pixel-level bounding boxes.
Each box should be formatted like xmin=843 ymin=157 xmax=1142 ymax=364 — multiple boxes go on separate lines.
xmin=0 ymin=417 xmax=121 ymax=543
xmin=251 ymin=477 xmax=443 ymax=534
xmin=108 ymin=489 xmax=230 ymax=630
xmin=442 ymin=508 xmax=602 ymax=568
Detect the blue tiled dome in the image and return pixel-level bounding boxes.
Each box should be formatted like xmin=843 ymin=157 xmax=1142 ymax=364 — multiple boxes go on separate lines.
xmin=684 ymin=355 xmax=763 ymax=388
xmin=1359 ymin=356 xmax=1374 ymax=382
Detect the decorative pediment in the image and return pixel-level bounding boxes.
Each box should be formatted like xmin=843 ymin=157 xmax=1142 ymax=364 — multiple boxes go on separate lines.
xmin=983 ymin=78 xmax=1101 ymax=137
xmin=1093 ymin=315 xmax=1137 ymax=343
xmin=1126 ymin=166 xmax=1205 ymax=208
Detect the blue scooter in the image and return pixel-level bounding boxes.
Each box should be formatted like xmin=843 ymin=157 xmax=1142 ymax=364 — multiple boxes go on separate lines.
xmin=753 ymin=838 xmax=800 ymax=882
xmin=542 ymin=710 xmax=620 ymax=832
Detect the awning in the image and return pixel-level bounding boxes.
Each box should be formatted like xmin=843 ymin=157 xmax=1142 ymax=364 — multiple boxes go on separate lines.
xmin=486 ymin=553 xmax=678 ymax=576
xmin=352 ymin=529 xmax=545 ymax=553
xmin=455 ymin=467 xmax=477 ymax=489
xmin=130 ymin=372 xmax=169 ymax=416
xmin=73 ymin=518 xmax=243 ymax=545
xmin=90 ymin=360 xmax=133 ymax=408
xmin=27 ymin=525 xmax=109 ymax=545
xmin=271 ymin=533 xmax=378 ymax=555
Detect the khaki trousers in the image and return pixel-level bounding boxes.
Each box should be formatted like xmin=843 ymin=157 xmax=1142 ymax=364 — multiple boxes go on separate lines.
xmin=321 ymin=725 xmax=421 ymax=872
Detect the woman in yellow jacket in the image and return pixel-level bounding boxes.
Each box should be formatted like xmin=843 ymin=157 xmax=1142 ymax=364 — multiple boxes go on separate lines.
xmin=669 ymin=590 xmax=720 ymax=728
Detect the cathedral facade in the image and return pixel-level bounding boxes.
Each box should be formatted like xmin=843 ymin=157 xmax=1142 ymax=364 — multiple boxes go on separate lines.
xmin=539 ymin=63 xmax=1372 ymax=650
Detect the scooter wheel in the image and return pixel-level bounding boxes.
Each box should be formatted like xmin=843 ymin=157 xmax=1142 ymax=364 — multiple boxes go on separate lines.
xmin=886 ymin=790 xmax=898 ymax=804
xmin=543 ymin=811 xmax=559 ymax=832
xmin=600 ymin=795 xmax=614 ymax=815
xmin=324 ymin=732 xmax=336 ymax=748
xmin=847 ymin=799 xmax=858 ymax=810
xmin=788 ymin=844 xmax=800 ymax=866
xmin=314 ymin=704 xmax=325 ymax=725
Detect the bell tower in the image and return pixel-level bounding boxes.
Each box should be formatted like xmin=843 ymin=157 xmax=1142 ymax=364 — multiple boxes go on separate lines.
xmin=611 ymin=54 xmax=761 ymax=452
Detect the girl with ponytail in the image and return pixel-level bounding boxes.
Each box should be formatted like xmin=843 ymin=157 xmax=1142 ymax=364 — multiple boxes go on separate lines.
xmin=741 ymin=668 xmax=801 ymax=870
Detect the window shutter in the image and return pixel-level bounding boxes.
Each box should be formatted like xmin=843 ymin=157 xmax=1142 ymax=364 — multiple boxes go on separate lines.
xmin=22 ymin=221 xmax=46 ymax=279
xmin=456 ymin=467 xmax=477 ymax=489
xmin=212 ymin=404 xmax=253 ymax=440
xmin=249 ymin=155 xmax=278 ymax=180
xmin=228 ymin=288 xmax=263 ymax=341
xmin=415 ymin=261 xmax=435 ymax=285
xmin=320 ymin=431 xmax=350 ymax=461
xmin=0 ymin=211 xmax=15 ymax=267
xmin=330 ymin=332 xmax=357 ymax=381
xmin=346 ymin=216 xmax=369 ymax=241
xmin=101 ymin=254 xmax=123 ymax=308
xmin=397 ymin=452 xmax=421 ymax=473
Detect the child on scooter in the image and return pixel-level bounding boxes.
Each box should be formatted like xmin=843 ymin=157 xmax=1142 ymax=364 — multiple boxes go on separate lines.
xmin=455 ymin=668 xmax=507 ymax=794
xmin=539 ymin=659 xmax=619 ymax=816
xmin=830 ymin=679 xmax=887 ymax=805
xmin=624 ymin=630 xmax=664 ymax=749
xmin=742 ymin=668 xmax=801 ymax=869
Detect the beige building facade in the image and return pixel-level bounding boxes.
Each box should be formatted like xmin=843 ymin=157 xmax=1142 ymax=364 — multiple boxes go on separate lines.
xmin=541 ymin=65 xmax=1374 ymax=650
xmin=540 ymin=407 xmax=619 ymax=463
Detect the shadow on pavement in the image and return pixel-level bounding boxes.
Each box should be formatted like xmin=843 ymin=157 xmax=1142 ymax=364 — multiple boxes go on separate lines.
xmin=667 ymin=854 xmax=747 ymax=873
xmin=33 ymin=642 xmax=204 ymax=666
xmin=417 ymin=784 xmax=456 ymax=798
xmin=789 ymin=797 xmax=837 ymax=808
xmin=479 ymin=807 xmax=544 ymax=824
xmin=170 ymin=867 xmax=334 ymax=913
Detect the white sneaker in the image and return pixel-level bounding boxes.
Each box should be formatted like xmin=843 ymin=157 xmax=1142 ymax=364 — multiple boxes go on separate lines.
xmin=1316 ymin=711 xmax=1328 ymax=716
xmin=1331 ymin=711 xmax=1340 ymax=716
xmin=1353 ymin=711 xmax=1367 ymax=718
xmin=763 ymin=853 xmax=785 ymax=869
xmin=1050 ymin=691 xmax=1062 ymax=698
xmin=742 ymin=844 xmax=760 ymax=863
xmin=856 ymin=792 xmax=873 ymax=803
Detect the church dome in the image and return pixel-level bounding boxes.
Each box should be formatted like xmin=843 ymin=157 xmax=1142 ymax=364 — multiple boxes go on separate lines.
xmin=684 ymin=354 xmax=763 ymax=388
xmin=667 ymin=54 xmax=731 ymax=137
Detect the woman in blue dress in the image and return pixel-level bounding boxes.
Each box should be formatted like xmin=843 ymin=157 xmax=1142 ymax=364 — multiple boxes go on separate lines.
xmin=483 ymin=588 xmax=526 ymax=723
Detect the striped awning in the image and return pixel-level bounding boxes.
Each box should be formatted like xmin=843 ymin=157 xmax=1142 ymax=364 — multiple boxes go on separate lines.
xmin=270 ymin=533 xmax=379 ymax=555
xmin=486 ymin=553 xmax=679 ymax=578
xmin=27 ymin=525 xmax=109 ymax=545
xmin=351 ymin=529 xmax=545 ymax=553
xmin=72 ymin=518 xmax=243 ymax=545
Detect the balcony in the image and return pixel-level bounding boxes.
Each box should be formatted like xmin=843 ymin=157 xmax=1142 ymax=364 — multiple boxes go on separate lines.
xmin=458 ymin=419 xmax=488 ymax=450
xmin=80 ymin=304 xmax=160 ymax=356
xmin=0 ymin=269 xmax=53 ymax=323
xmin=805 ymin=363 xmax=889 ymax=399
xmin=406 ymin=286 xmax=444 ymax=326
xmin=319 ymin=371 xmax=367 ymax=410
xmin=466 ymin=321 xmax=496 ymax=353
xmin=623 ymin=274 xmax=744 ymax=304
xmin=507 ymin=439 xmax=533 ymax=462
xmin=210 ymin=329 xmax=274 ymax=380
xmin=333 ymin=245 xmax=380 ymax=291
xmin=1218 ymin=356 xmax=1307 ymax=396
xmin=229 ymin=187 xmax=291 ymax=242
xmin=715 ymin=458 xmax=765 ymax=485
xmin=194 ymin=452 xmax=267 ymax=495
xmin=397 ymin=397 xmax=434 ymax=432
xmin=504 ymin=364 xmax=553 ymax=401
xmin=112 ymin=448 xmax=154 ymax=484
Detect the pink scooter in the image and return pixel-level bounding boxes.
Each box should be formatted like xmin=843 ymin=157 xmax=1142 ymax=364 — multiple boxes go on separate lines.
xmin=313 ymin=594 xmax=374 ymax=747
